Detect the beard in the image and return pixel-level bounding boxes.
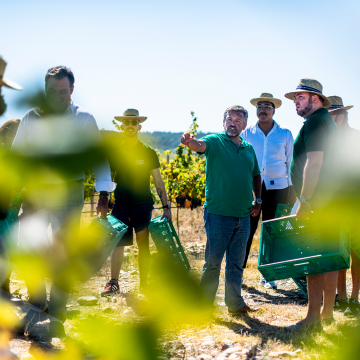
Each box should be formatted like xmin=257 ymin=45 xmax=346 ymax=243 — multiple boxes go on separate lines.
xmin=225 ymin=125 xmax=240 ymax=138
xmin=0 ymin=95 xmax=7 ymax=116
xmin=296 ymin=98 xmax=313 ymax=117
xmin=46 ymin=95 xmax=71 ymax=114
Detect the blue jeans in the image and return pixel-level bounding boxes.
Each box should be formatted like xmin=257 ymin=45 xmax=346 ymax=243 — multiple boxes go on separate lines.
xmin=200 ymin=209 xmax=250 ymax=311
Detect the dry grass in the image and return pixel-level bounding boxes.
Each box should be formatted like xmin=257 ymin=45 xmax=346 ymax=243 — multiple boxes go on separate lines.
xmin=9 ymin=207 xmax=360 ymax=359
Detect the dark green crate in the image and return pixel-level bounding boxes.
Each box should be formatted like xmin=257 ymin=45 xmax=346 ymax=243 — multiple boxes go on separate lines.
xmin=149 ymin=216 xmax=191 ymax=273
xmin=275 ymin=204 xmax=308 ymax=297
xmin=81 ymin=214 xmax=128 ymax=282
xmin=292 ymin=276 xmax=308 ymax=297
xmin=258 ymin=215 xmax=351 ymax=282
xmin=0 ymin=194 xmax=23 ymax=250
xmin=0 ymin=207 xmax=19 ymax=250
xmin=275 ymin=203 xmax=292 ymax=219
xmin=90 ymin=214 xmax=128 ymax=258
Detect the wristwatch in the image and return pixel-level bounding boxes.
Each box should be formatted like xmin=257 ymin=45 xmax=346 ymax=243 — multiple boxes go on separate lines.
xmin=162 ymin=205 xmax=170 ymax=209
xmin=299 ymin=196 xmax=308 ymax=203
xmin=252 ymin=198 xmax=262 ymax=205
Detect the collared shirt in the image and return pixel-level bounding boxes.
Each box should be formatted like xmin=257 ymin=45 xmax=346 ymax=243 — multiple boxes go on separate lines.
xmin=241 ymin=121 xmax=293 ymax=190
xmin=202 ymin=131 xmax=260 ymax=218
xmin=11 ymin=101 xmax=115 ymax=192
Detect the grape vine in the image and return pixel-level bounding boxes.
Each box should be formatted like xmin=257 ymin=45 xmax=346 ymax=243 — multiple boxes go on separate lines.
xmin=153 ymin=112 xmax=206 ymax=209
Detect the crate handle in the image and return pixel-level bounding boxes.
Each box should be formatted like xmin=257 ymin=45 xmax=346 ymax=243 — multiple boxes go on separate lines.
xmin=294 ymin=262 xmax=310 ymax=266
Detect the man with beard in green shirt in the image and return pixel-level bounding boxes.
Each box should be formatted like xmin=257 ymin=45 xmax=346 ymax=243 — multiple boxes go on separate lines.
xmin=284 ymin=79 xmax=339 ymax=331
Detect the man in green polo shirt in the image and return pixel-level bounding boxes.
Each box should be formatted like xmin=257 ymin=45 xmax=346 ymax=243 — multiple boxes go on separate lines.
xmin=102 ymin=109 xmax=171 ymax=296
xmin=181 ymin=105 xmax=262 ymax=314
xmin=284 ymin=79 xmax=340 ymax=331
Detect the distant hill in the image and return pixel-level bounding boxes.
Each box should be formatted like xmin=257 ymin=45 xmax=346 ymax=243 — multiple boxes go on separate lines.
xmin=100 ymin=130 xmax=212 ymax=152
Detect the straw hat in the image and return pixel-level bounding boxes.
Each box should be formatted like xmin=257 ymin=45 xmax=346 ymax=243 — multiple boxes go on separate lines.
xmin=327 ymin=96 xmax=353 ymax=113
xmin=114 ymin=108 xmax=147 ymax=123
xmin=284 ymin=78 xmax=331 ymax=108
xmin=250 ymin=93 xmax=282 ymax=109
xmin=0 ymin=57 xmax=22 ymax=90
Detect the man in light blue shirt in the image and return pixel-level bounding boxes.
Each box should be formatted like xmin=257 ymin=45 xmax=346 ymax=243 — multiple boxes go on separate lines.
xmin=241 ymin=93 xmax=296 ymax=288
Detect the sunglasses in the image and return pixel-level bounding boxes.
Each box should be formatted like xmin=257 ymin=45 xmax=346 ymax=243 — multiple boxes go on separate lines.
xmin=123 ymin=120 xmax=139 ymax=126
xmin=256 ymin=105 xmax=274 ymax=110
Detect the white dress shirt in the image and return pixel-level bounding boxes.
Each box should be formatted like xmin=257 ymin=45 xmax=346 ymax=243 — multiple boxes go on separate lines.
xmin=241 ymin=121 xmax=293 ymax=190
xmin=11 ymin=101 xmax=116 ymax=192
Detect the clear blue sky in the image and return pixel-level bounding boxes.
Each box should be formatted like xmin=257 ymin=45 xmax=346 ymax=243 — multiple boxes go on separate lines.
xmin=2 ymin=0 xmax=360 ymax=138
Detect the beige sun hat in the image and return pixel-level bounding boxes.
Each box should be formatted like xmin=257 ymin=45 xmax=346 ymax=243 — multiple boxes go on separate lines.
xmin=327 ymin=96 xmax=353 ymax=113
xmin=284 ymin=78 xmax=331 ymax=108
xmin=114 ymin=108 xmax=147 ymax=123
xmin=0 ymin=56 xmax=22 ymax=90
xmin=250 ymin=93 xmax=282 ymax=109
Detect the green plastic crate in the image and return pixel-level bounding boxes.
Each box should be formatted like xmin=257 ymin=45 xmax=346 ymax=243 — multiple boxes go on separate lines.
xmin=80 ymin=214 xmax=128 ymax=282
xmin=275 ymin=204 xmax=308 ymax=298
xmin=292 ymin=276 xmax=308 ymax=297
xmin=0 ymin=194 xmax=23 ymax=250
xmin=258 ymin=215 xmax=351 ymax=282
xmin=149 ymin=216 xmax=191 ymax=273
xmin=0 ymin=207 xmax=20 ymax=250
xmin=275 ymin=203 xmax=292 ymax=219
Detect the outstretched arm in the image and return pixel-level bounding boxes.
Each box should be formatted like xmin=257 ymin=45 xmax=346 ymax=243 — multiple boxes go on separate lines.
xmin=151 ymin=168 xmax=171 ymax=220
xmin=180 ymin=133 xmax=206 ymax=153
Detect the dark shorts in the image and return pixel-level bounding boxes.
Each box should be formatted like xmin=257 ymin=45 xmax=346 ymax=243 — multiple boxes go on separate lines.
xmin=111 ymin=203 xmax=153 ymax=246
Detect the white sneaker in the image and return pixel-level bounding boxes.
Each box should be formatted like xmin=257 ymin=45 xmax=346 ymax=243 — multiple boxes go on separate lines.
xmin=259 ymin=277 xmax=277 ymax=289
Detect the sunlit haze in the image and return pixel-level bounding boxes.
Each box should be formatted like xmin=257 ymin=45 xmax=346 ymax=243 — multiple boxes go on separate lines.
xmin=2 ymin=0 xmax=360 ymax=137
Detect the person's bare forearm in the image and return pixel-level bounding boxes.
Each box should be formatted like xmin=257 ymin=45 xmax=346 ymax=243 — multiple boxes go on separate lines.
xmin=253 ymin=174 xmax=262 ymax=199
xmin=301 ymin=161 xmax=322 ymax=199
xmin=181 ymin=133 xmax=206 ymax=153
xmin=155 ymin=178 xmax=168 ymax=206
xmin=187 ymin=138 xmax=205 ymax=152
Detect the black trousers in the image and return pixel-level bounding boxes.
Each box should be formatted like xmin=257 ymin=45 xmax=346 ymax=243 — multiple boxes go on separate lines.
xmin=243 ymin=183 xmax=290 ymax=268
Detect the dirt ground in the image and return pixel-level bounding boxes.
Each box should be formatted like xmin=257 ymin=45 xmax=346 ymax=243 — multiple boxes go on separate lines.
xmin=6 ymin=207 xmax=360 ymax=359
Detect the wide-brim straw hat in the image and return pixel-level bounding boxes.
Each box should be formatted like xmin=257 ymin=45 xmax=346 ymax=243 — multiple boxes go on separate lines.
xmin=327 ymin=96 xmax=353 ymax=113
xmin=250 ymin=92 xmax=282 ymax=109
xmin=0 ymin=57 xmax=22 ymax=90
xmin=284 ymin=78 xmax=331 ymax=108
xmin=114 ymin=108 xmax=147 ymax=123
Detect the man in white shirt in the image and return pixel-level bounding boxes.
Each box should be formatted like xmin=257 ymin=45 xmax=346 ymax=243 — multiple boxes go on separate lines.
xmin=11 ymin=66 xmax=115 ymax=338
xmin=241 ymin=93 xmax=296 ymax=288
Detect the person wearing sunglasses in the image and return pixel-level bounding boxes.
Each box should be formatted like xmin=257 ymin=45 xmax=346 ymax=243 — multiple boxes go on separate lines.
xmin=102 ymin=108 xmax=171 ymax=296
xmin=241 ymin=93 xmax=296 ymax=289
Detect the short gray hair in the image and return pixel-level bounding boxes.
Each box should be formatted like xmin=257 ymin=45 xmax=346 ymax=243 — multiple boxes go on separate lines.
xmin=224 ymin=105 xmax=248 ymax=123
